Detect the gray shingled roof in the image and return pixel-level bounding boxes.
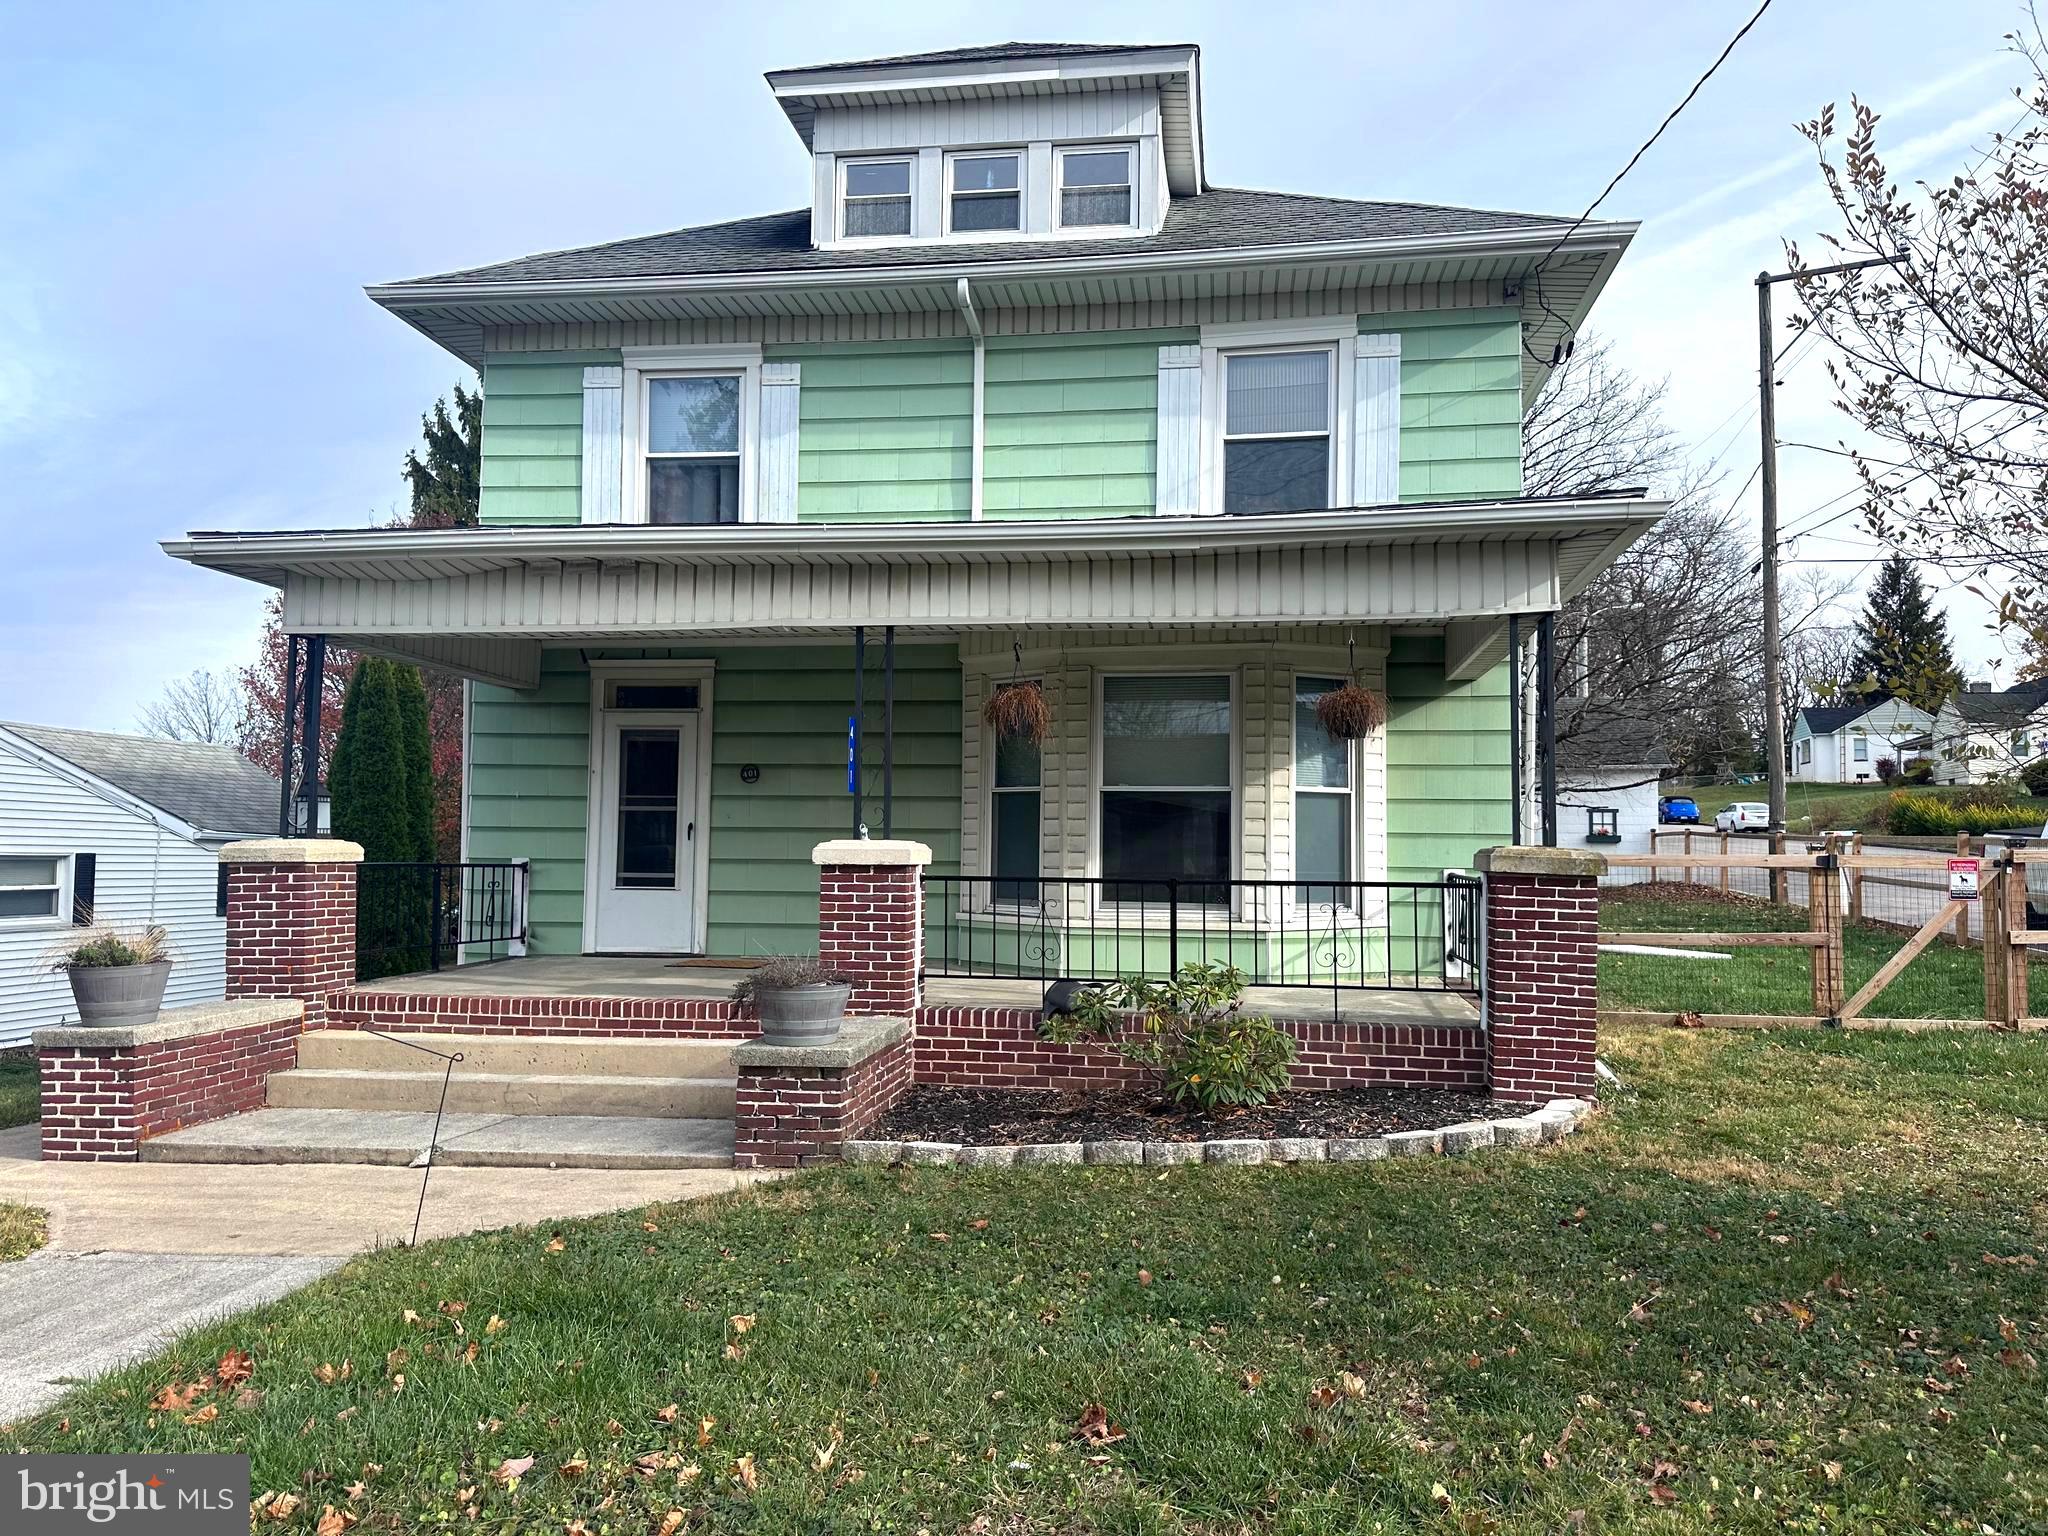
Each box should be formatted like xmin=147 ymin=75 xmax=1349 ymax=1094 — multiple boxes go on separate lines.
xmin=1952 ymin=678 xmax=2048 ymax=727
xmin=386 ymin=186 xmax=1575 ymax=288
xmin=1558 ymin=712 xmax=1672 ymax=772
xmin=1796 ymin=704 xmax=1873 ymax=735
xmin=769 ymin=42 xmax=1184 ymax=75
xmin=3 ymin=723 xmax=281 ymax=838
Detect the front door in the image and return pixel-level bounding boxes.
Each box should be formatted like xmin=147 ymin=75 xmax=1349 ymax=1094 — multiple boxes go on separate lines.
xmin=593 ymin=711 xmax=698 ymax=952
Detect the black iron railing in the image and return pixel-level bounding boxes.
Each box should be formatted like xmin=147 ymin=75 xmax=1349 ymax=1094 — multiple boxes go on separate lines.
xmin=922 ymin=874 xmax=1482 ymax=999
xmin=356 ymin=861 xmax=528 ymax=982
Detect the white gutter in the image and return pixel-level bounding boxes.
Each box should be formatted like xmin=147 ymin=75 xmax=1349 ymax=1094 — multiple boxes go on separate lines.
xmin=955 ymin=278 xmax=985 ymax=521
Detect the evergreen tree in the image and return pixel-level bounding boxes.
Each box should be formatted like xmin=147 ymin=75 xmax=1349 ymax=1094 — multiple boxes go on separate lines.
xmin=401 ymin=384 xmax=482 ymax=528
xmin=331 ymin=659 xmax=430 ymax=978
xmin=394 ymin=664 xmax=436 ymax=864
xmin=1847 ymin=555 xmax=1959 ymax=709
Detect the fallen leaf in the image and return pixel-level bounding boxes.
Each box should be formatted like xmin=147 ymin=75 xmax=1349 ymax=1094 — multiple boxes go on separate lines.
xmin=1136 ymin=1268 xmax=1152 ymax=1287
xmin=1998 ymin=1347 xmax=2038 ymax=1369
xmin=1999 ymin=1315 xmax=2020 ymax=1343
xmin=490 ymin=1456 xmax=534 ymax=1488
xmin=149 ymin=1382 xmax=203 ymax=1413
xmin=401 ymin=1310 xmax=423 ymax=1327
xmin=733 ymin=1452 xmax=759 ymax=1492
xmin=1673 ymin=1010 xmax=1706 ymax=1029
xmin=1982 ymin=1252 xmax=2038 ymax=1267
xmin=546 ymin=1237 xmax=566 ymax=1253
xmin=656 ymin=1513 xmax=687 ymax=1536
xmin=342 ymin=1482 xmax=366 ymax=1502
xmin=723 ymin=1343 xmax=748 ymax=1362
xmin=233 ymin=1388 xmax=264 ymax=1412
xmin=215 ymin=1349 xmax=255 ymax=1388
xmin=1778 ymin=1299 xmax=1814 ymax=1331
xmin=485 ymin=1315 xmax=507 ymax=1335
xmin=971 ymin=1219 xmax=990 ymax=1231
xmin=928 ymin=1232 xmax=950 ymax=1242
xmin=182 ymin=1403 xmax=219 ymax=1427
xmin=696 ymin=1416 xmax=717 ymax=1448
xmin=1648 ymin=1484 xmax=1677 ymax=1506
xmin=812 ymin=1442 xmax=835 ymax=1472
xmin=259 ymin=1492 xmax=302 ymax=1522
xmin=677 ymin=1464 xmax=702 ymax=1486
xmin=313 ymin=1363 xmax=342 ymax=1385
xmin=1239 ymin=1369 xmax=1264 ymax=1392
xmin=656 ymin=1403 xmax=680 ymax=1424
xmin=1074 ymin=1403 xmax=1125 ymax=1446
xmin=557 ymin=1453 xmax=589 ymax=1480
xmin=1821 ymin=1461 xmax=1843 ymax=1484
xmin=728 ymin=1314 xmax=756 ymax=1334
xmin=1680 ymin=1399 xmax=1713 ymax=1415
xmin=314 ymin=1506 xmax=355 ymax=1536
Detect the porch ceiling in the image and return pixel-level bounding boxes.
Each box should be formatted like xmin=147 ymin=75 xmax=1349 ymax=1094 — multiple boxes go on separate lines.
xmin=163 ymin=495 xmax=1665 ymax=688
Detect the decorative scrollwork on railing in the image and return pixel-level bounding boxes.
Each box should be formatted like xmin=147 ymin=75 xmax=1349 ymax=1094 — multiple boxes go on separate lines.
xmin=1022 ymin=930 xmax=1063 ymax=968
xmin=1311 ymin=908 xmax=1360 ymax=973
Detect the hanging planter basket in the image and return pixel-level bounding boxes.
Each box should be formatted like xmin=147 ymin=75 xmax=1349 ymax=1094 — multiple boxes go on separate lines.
xmin=983 ymin=680 xmax=1051 ymax=744
xmin=1314 ymin=637 xmax=1387 ymax=741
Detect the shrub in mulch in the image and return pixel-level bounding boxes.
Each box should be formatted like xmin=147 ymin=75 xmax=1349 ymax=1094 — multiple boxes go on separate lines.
xmin=1602 ymin=881 xmax=1778 ymax=909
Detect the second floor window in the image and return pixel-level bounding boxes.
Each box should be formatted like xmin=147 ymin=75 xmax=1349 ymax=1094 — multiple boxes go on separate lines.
xmin=646 ymin=375 xmax=741 ymax=525
xmin=842 ymin=158 xmax=912 ymax=238
xmin=1058 ymin=146 xmax=1134 ymax=228
xmin=949 ymin=153 xmax=1021 ymax=233
xmin=1223 ymin=348 xmax=1334 ymax=514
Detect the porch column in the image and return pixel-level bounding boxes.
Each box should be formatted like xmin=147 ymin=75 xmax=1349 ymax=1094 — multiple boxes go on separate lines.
xmin=1474 ymin=846 xmax=1604 ymax=1103
xmin=813 ymin=838 xmax=931 ymax=1016
xmin=221 ymin=838 xmax=364 ymax=1030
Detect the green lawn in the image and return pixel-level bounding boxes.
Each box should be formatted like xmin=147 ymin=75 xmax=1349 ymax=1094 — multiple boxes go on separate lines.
xmin=9 ymin=1024 xmax=2047 ymax=1532
xmin=0 ymin=1052 xmax=36 ymax=1130
xmin=1776 ymin=781 xmax=2048 ymax=835
xmin=1601 ymin=889 xmax=2047 ymax=1018
xmin=0 ymin=1205 xmax=46 ymax=1263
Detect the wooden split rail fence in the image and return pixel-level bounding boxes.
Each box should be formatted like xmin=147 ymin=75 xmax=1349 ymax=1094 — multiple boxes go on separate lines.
xmin=1601 ymin=840 xmax=2041 ymax=1031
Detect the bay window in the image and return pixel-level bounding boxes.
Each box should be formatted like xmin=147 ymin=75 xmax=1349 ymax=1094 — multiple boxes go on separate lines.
xmin=1223 ymin=348 xmax=1334 ymax=514
xmin=645 ymin=374 xmax=741 ymax=525
xmin=1100 ymin=674 xmax=1231 ymax=903
xmin=1293 ymin=677 xmax=1353 ymax=901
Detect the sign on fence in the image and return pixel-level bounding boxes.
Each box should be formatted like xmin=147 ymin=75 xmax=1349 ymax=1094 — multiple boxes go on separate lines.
xmin=1948 ymin=858 xmax=1980 ymax=902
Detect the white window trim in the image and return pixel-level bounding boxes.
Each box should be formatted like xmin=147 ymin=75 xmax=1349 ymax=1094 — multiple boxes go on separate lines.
xmin=943 ymin=148 xmax=1026 ymax=238
xmin=619 ymin=345 xmax=764 ymax=526
xmin=1088 ymin=667 xmax=1241 ymax=916
xmin=837 ymin=154 xmax=916 ymax=243
xmin=1054 ymin=142 xmax=1139 ymax=232
xmin=1197 ymin=318 xmax=1358 ymax=519
xmin=0 ymin=852 xmax=72 ymax=929
xmin=1290 ymin=672 xmax=1364 ymax=913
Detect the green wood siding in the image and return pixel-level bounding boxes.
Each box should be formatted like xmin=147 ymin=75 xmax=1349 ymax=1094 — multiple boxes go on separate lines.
xmin=1385 ymin=634 xmax=1510 ymax=882
xmin=1373 ymin=308 xmax=1524 ymax=502
xmin=478 ymin=350 xmax=617 ymax=526
xmin=467 ymin=646 xmax=961 ymax=957
xmin=982 ymin=328 xmax=1195 ymax=518
xmin=766 ymin=340 xmax=973 ymax=523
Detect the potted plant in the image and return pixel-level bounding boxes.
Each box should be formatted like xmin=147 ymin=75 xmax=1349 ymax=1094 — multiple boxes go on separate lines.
xmin=49 ymin=924 xmax=173 ymax=1027
xmin=731 ymin=954 xmax=853 ymax=1047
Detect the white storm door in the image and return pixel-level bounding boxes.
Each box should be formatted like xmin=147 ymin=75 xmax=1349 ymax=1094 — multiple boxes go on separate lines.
xmin=593 ymin=713 xmax=698 ymax=952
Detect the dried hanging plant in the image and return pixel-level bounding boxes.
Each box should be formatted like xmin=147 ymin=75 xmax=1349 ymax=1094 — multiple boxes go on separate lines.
xmin=981 ymin=642 xmax=1050 ymax=743
xmin=1314 ymin=635 xmax=1388 ymax=741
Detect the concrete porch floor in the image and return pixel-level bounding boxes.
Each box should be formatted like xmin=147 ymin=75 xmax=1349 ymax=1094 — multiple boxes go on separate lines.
xmin=359 ymin=955 xmax=1481 ymax=1027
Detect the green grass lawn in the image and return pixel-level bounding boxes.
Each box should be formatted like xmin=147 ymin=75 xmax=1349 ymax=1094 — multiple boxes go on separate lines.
xmin=0 ymin=1052 xmax=37 ymax=1130
xmin=9 ymin=1024 xmax=2047 ymax=1533
xmin=0 ymin=1205 xmax=47 ymax=1263
xmin=1601 ymin=888 xmax=2048 ymax=1018
xmin=1776 ymin=781 xmax=2048 ymax=835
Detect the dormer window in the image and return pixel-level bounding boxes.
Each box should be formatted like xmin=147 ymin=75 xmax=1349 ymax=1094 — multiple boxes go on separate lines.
xmin=841 ymin=157 xmax=912 ymax=238
xmin=948 ymin=152 xmax=1022 ymax=234
xmin=1057 ymin=145 xmax=1135 ymax=229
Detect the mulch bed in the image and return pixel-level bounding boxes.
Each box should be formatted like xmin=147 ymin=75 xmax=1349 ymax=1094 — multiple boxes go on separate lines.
xmin=873 ymin=1083 xmax=1517 ymax=1146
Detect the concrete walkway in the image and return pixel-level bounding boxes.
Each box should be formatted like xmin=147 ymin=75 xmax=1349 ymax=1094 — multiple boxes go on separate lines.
xmin=0 ymin=1121 xmax=779 ymax=1423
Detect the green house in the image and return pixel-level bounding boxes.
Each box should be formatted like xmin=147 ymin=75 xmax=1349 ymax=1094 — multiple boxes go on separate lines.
xmin=168 ymin=42 xmax=1662 ymax=979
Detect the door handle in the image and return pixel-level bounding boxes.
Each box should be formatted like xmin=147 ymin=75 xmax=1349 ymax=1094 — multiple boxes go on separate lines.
xmin=686 ymin=821 xmax=695 ymax=841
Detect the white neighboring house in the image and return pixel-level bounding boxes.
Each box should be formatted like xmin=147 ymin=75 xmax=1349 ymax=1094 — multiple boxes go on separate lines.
xmin=1790 ymin=699 xmax=1935 ymax=784
xmin=0 ymin=723 xmax=281 ymax=1048
xmin=1555 ymin=716 xmax=1670 ymax=888
xmin=1930 ymin=680 xmax=2048 ymax=784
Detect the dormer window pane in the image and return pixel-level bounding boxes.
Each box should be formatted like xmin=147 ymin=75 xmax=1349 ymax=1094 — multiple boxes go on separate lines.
xmin=843 ymin=159 xmax=911 ymax=237
xmin=1059 ymin=148 xmax=1133 ymax=228
xmin=950 ymin=153 xmax=1020 ymax=233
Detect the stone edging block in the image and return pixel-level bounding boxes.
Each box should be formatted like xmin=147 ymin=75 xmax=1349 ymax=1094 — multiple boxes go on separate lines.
xmin=731 ymin=1017 xmax=909 ymax=1071
xmin=840 ymin=1100 xmax=1595 ymax=1170
xmin=34 ymin=997 xmax=305 ymax=1051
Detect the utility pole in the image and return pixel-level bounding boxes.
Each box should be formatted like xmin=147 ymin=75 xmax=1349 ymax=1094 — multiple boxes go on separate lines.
xmin=1755 ymin=253 xmax=1900 ymax=839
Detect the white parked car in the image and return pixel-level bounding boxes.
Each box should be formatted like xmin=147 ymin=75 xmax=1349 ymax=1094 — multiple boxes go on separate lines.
xmin=1714 ymin=801 xmax=1771 ymax=833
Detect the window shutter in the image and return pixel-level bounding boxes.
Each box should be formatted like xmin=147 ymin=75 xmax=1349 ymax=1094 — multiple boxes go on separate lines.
xmin=1353 ymin=333 xmax=1401 ymax=506
xmin=580 ymin=365 xmax=624 ymax=524
xmin=1154 ymin=344 xmax=1201 ymax=515
xmin=758 ymin=362 xmax=802 ymax=523
xmin=71 ymin=853 xmax=96 ymax=926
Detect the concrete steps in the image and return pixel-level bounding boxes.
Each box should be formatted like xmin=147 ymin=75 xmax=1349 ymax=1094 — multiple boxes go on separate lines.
xmin=140 ymin=1108 xmax=734 ymax=1171
xmin=266 ymin=1031 xmax=742 ymax=1121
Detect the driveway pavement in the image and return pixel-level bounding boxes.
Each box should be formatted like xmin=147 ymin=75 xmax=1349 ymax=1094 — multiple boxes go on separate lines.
xmin=0 ymin=1122 xmax=776 ymax=1422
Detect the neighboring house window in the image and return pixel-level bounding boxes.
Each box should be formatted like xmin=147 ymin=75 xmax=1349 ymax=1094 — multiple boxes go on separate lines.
xmin=990 ymin=687 xmax=1042 ymax=903
xmin=0 ymin=854 xmax=68 ymax=924
xmin=840 ymin=157 xmax=913 ymax=238
xmin=1853 ymin=735 xmax=1869 ymax=762
xmin=645 ymin=375 xmax=741 ymax=525
xmin=948 ymin=151 xmax=1022 ymax=233
xmin=1100 ymin=674 xmax=1231 ymax=903
xmin=1222 ymin=348 xmax=1334 ymax=514
xmin=1057 ymin=145 xmax=1135 ymax=228
xmin=1796 ymin=739 xmax=1811 ymax=766
xmin=1294 ymin=677 xmax=1352 ymax=899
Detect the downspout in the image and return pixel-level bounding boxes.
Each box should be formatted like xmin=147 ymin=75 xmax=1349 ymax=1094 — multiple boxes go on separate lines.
xmin=955 ymin=278 xmax=984 ymax=521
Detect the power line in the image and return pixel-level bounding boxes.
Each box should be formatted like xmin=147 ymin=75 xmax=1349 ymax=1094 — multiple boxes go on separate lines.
xmin=1523 ymin=0 xmax=1777 ymax=369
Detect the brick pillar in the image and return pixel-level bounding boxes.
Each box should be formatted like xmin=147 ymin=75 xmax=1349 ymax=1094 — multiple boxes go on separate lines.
xmin=812 ymin=839 xmax=931 ymax=1016
xmin=1474 ymin=847 xmax=1605 ymax=1103
xmin=221 ymin=838 xmax=364 ymax=1030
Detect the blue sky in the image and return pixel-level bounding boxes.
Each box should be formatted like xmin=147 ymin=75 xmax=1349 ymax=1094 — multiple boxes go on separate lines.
xmin=0 ymin=0 xmax=2027 ymax=730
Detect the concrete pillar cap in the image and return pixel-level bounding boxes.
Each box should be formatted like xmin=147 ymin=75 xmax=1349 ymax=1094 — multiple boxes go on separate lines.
xmin=219 ymin=838 xmax=366 ymax=865
xmin=812 ymin=839 xmax=932 ymax=867
xmin=1473 ymin=846 xmax=1607 ymax=878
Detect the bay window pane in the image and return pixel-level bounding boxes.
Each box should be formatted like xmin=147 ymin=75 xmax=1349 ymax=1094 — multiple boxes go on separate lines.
xmin=1226 ymin=351 xmax=1329 ymax=435
xmin=992 ymin=791 xmax=1041 ymax=902
xmin=994 ymin=731 xmax=1041 ymax=789
xmin=1101 ymin=675 xmax=1230 ymax=787
xmin=1295 ymin=794 xmax=1351 ymax=887
xmin=1102 ymin=791 xmax=1230 ymax=895
xmin=649 ymin=460 xmax=740 ymax=524
xmin=648 ymin=376 xmax=739 ymax=454
xmin=1294 ymin=677 xmax=1349 ymax=788
xmin=1224 ymin=437 xmax=1330 ymax=514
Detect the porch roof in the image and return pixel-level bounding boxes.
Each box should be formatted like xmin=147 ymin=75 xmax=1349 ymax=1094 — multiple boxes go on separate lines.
xmin=163 ymin=493 xmax=1665 ymax=689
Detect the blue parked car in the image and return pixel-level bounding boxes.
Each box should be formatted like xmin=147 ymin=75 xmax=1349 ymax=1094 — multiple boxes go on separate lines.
xmin=1658 ymin=795 xmax=1700 ymax=825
